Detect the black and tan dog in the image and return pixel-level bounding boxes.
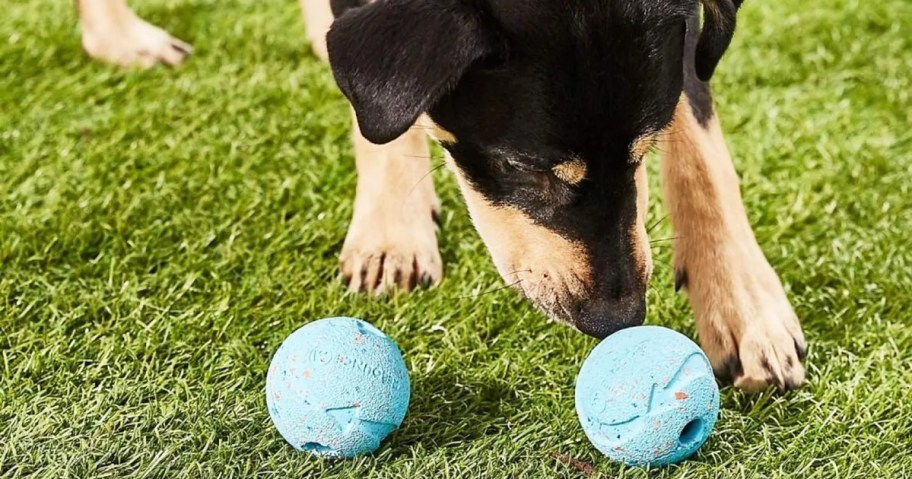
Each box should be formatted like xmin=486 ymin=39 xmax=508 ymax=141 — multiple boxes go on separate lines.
xmin=75 ymin=0 xmax=807 ymax=391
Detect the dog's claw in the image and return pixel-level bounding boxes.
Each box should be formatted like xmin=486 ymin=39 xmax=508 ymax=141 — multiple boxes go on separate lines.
xmin=674 ymin=267 xmax=688 ymax=292
xmin=170 ymin=39 xmax=193 ymax=55
xmin=340 ymin=239 xmax=442 ymax=296
xmin=795 ymin=337 xmax=808 ymax=361
xmin=719 ymin=354 xmax=743 ymax=383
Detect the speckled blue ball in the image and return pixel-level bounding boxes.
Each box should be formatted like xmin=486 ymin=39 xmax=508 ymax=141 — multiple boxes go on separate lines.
xmin=575 ymin=326 xmax=719 ymax=467
xmin=265 ymin=317 xmax=410 ymax=458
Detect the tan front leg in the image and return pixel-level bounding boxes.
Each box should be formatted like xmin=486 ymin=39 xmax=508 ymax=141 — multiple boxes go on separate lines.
xmin=338 ymin=112 xmax=443 ymax=294
xmin=76 ymin=0 xmax=191 ymax=68
xmin=661 ymin=98 xmax=807 ymax=392
xmin=302 ymin=1 xmax=441 ymax=293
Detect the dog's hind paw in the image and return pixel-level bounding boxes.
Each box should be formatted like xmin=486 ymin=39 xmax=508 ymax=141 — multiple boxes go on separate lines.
xmin=81 ymin=9 xmax=191 ymax=68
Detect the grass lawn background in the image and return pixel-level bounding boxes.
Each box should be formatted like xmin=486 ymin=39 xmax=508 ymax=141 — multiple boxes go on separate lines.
xmin=1 ymin=0 xmax=910 ymax=477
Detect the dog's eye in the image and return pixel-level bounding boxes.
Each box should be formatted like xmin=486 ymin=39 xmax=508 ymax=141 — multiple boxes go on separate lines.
xmin=505 ymin=157 xmax=548 ymax=173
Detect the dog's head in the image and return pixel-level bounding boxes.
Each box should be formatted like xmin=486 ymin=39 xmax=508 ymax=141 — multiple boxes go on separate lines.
xmin=327 ymin=0 xmax=740 ymax=337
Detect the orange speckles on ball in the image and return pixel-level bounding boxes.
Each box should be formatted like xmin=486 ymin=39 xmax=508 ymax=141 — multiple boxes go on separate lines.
xmin=675 ymin=392 xmax=688 ymax=400
xmin=302 ymin=370 xmax=312 ymax=378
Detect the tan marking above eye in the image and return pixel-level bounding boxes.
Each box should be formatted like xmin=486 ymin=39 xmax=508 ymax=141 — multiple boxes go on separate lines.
xmin=631 ymin=134 xmax=658 ymax=161
xmin=552 ymin=158 xmax=588 ymax=184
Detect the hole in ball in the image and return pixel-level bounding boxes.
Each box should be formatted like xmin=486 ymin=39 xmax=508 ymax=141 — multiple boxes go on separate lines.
xmin=301 ymin=442 xmax=335 ymax=455
xmin=678 ymin=419 xmax=704 ymax=446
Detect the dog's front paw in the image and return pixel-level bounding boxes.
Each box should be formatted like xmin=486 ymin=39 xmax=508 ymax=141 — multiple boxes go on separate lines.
xmin=731 ymin=308 xmax=806 ymax=392
xmin=683 ymin=258 xmax=807 ymax=392
xmin=339 ymin=205 xmax=442 ymax=295
xmin=82 ymin=13 xmax=192 ymax=68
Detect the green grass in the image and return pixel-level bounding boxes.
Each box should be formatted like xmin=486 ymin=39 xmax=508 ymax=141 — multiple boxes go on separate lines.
xmin=1 ymin=0 xmax=911 ymax=477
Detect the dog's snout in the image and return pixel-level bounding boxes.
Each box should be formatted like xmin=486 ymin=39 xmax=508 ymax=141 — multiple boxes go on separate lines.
xmin=576 ymin=293 xmax=646 ymax=339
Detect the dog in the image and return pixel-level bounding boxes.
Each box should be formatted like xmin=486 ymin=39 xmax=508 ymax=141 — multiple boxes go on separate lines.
xmin=75 ymin=0 xmax=807 ymax=392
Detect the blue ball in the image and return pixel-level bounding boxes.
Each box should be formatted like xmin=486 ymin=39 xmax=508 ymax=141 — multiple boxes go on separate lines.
xmin=266 ymin=317 xmax=410 ymax=458
xmin=575 ymin=326 xmax=720 ymax=467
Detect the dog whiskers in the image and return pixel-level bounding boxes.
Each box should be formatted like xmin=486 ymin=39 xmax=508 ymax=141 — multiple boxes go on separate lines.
xmin=650 ymin=236 xmax=678 ymax=244
xmin=507 ymin=268 xmax=534 ymax=276
xmin=461 ymin=279 xmax=524 ymax=299
xmin=404 ymin=160 xmax=448 ymax=204
xmin=647 ymin=214 xmax=670 ymax=234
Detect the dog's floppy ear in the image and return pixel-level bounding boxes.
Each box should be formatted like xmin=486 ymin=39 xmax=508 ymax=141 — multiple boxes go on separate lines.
xmin=327 ymin=0 xmax=498 ymax=144
xmin=694 ymin=0 xmax=743 ymax=81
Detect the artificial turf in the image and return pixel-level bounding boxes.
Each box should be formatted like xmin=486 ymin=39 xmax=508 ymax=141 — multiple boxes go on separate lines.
xmin=1 ymin=0 xmax=911 ymax=477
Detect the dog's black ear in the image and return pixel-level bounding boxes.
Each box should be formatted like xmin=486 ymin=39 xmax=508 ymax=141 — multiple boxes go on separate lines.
xmin=694 ymin=0 xmax=743 ymax=81
xmin=327 ymin=0 xmax=498 ymax=144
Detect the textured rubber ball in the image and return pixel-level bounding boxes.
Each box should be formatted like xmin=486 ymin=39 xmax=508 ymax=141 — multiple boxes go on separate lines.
xmin=266 ymin=317 xmax=410 ymax=458
xmin=575 ymin=326 xmax=720 ymax=467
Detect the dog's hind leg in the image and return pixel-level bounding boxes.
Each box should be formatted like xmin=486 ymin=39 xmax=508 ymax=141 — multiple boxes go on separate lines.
xmin=76 ymin=0 xmax=191 ymax=67
xmin=302 ymin=1 xmax=442 ymax=294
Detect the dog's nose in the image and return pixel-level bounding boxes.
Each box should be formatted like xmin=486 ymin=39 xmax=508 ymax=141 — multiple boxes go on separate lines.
xmin=575 ymin=294 xmax=646 ymax=339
